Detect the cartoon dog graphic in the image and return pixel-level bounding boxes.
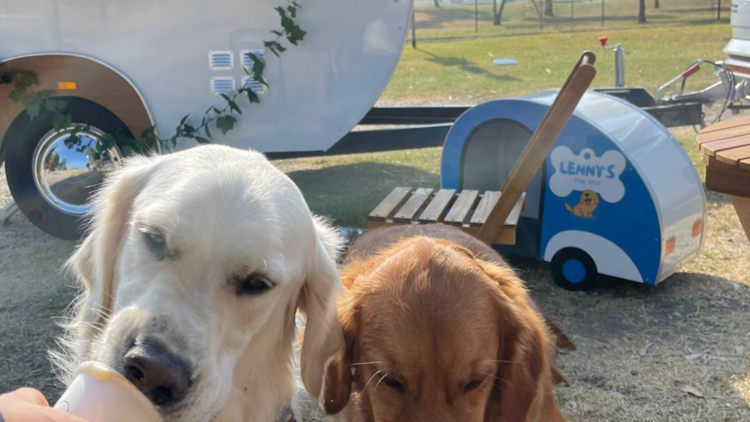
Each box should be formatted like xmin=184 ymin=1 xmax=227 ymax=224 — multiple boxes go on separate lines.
xmin=565 ymin=190 xmax=600 ymax=219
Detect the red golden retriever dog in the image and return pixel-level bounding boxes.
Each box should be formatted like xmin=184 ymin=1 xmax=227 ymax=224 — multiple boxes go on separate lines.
xmin=322 ymin=225 xmax=567 ymax=422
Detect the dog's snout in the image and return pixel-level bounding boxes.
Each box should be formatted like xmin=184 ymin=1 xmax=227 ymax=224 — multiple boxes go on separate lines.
xmin=123 ymin=340 xmax=192 ymax=406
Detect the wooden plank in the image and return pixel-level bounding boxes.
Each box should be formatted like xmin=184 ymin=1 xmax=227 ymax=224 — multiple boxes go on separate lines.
xmin=741 ymin=158 xmax=750 ymax=171
xmin=505 ymin=193 xmax=526 ymax=227
xmin=705 ymin=166 xmax=750 ymax=197
xmin=470 ymin=191 xmax=501 ymax=227
xmin=700 ymin=135 xmax=750 ymax=156
xmin=697 ymin=126 xmax=750 ymax=144
xmin=715 ymin=144 xmax=750 ymax=166
xmin=697 ymin=115 xmax=750 ymax=135
xmin=393 ymin=188 xmax=433 ymax=224
xmin=477 ymin=51 xmax=596 ymax=245
xmin=730 ymin=195 xmax=750 ymax=243
xmin=368 ymin=187 xmax=411 ymax=222
xmin=444 ymin=190 xmax=479 ymax=226
xmin=418 ymin=189 xmax=456 ymax=223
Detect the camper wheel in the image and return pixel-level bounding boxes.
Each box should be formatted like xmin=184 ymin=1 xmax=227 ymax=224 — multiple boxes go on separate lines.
xmin=4 ymin=97 xmax=128 ymax=240
xmin=550 ymin=248 xmax=598 ymax=291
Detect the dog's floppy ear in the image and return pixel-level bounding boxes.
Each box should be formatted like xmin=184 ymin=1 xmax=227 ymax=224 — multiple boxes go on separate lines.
xmin=298 ymin=217 xmax=345 ymax=401
xmin=66 ymin=155 xmax=161 ymax=352
xmin=321 ymin=304 xmax=355 ymax=415
xmin=319 ymin=257 xmax=368 ymax=414
xmin=479 ymin=261 xmax=559 ymax=422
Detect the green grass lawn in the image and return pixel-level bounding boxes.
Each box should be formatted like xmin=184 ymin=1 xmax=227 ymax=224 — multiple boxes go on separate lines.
xmin=382 ymin=23 xmax=732 ymax=103
xmin=414 ymin=0 xmax=730 ymax=40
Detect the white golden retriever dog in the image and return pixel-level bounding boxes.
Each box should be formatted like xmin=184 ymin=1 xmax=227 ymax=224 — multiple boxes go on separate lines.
xmin=54 ymin=145 xmax=344 ymax=422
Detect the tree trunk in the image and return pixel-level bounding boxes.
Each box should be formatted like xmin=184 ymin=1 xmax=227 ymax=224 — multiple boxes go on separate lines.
xmin=434 ymin=0 xmax=440 ymax=8
xmin=545 ymin=0 xmax=554 ymax=17
xmin=493 ymin=0 xmax=508 ymax=25
xmin=638 ymin=0 xmax=647 ymax=23
xmin=654 ymin=0 xmax=660 ymax=9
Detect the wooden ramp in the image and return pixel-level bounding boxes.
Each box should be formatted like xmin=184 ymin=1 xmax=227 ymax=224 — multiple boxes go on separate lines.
xmin=367 ymin=51 xmax=597 ymax=246
xmin=368 ymin=188 xmax=526 ymax=245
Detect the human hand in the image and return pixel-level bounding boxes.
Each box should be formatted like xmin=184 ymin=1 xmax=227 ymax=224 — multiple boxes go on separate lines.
xmin=0 ymin=388 xmax=90 ymax=422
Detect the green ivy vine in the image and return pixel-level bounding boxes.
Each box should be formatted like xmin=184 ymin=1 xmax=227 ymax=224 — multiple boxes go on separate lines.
xmin=0 ymin=0 xmax=305 ymax=159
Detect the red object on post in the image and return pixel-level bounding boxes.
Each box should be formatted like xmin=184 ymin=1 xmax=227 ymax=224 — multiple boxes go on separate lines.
xmin=598 ymin=36 xmax=608 ymax=47
xmin=682 ymin=65 xmax=701 ymax=79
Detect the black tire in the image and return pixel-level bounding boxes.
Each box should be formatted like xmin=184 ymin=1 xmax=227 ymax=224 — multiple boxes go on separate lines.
xmin=550 ymin=247 xmax=598 ymax=291
xmin=4 ymin=97 xmax=132 ymax=240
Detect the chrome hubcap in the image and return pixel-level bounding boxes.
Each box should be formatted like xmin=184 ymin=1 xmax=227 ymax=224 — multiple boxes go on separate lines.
xmin=32 ymin=125 xmax=122 ymax=216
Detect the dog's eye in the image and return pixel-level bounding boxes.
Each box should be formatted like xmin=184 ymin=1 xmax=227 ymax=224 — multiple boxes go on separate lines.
xmin=382 ymin=376 xmax=405 ymax=393
xmin=235 ymin=273 xmax=273 ymax=297
xmin=464 ymin=378 xmax=484 ymax=392
xmin=143 ymin=231 xmax=167 ymax=256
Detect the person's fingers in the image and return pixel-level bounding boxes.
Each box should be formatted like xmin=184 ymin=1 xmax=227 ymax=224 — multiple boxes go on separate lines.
xmin=2 ymin=388 xmax=49 ymax=407
xmin=39 ymin=407 xmax=91 ymax=422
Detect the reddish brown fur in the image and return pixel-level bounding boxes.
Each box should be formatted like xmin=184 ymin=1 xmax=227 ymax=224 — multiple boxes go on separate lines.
xmin=323 ymin=225 xmax=567 ymax=422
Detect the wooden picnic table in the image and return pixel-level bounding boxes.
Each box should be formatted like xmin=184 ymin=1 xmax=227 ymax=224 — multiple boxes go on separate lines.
xmin=696 ymin=116 xmax=750 ymax=241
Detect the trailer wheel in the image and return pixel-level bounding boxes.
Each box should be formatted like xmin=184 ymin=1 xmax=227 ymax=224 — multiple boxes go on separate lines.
xmin=550 ymin=248 xmax=598 ymax=291
xmin=4 ymin=98 xmax=128 ymax=240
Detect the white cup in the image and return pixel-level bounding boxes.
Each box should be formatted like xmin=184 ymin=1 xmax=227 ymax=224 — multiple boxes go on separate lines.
xmin=54 ymin=361 xmax=162 ymax=422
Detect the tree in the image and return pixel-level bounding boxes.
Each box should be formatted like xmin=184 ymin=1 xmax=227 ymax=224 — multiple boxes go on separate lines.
xmin=654 ymin=0 xmax=660 ymax=9
xmin=545 ymin=0 xmax=554 ymax=17
xmin=434 ymin=0 xmax=440 ymax=8
xmin=638 ymin=0 xmax=647 ymax=23
xmin=492 ymin=0 xmax=508 ymax=25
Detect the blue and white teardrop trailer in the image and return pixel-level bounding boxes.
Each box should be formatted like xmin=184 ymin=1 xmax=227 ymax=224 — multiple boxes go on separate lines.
xmin=441 ymin=91 xmax=706 ymax=290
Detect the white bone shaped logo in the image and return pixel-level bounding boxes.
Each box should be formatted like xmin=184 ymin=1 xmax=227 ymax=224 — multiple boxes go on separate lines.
xmin=549 ymin=146 xmax=626 ymax=203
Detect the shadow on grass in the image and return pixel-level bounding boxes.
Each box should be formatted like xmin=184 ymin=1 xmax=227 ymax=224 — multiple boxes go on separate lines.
xmin=286 ymin=162 xmax=439 ymax=228
xmin=420 ymin=50 xmax=522 ymax=83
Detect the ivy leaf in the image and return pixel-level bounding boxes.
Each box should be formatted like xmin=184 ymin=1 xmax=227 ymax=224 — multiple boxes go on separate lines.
xmin=287 ymin=6 xmax=297 ymax=18
xmin=228 ymin=100 xmax=242 ymax=115
xmin=253 ymin=74 xmax=269 ymax=88
xmin=26 ymin=102 xmax=42 ymax=120
xmin=271 ymin=30 xmax=283 ymax=37
xmin=180 ymin=114 xmax=190 ymax=125
xmin=213 ymin=107 xmax=223 ymax=115
xmin=220 ymin=93 xmax=231 ymax=103
xmin=246 ymin=89 xmax=260 ymax=104
xmin=44 ymin=98 xmax=68 ymax=113
xmin=0 ymin=72 xmax=11 ymax=85
xmin=251 ymin=56 xmax=265 ymax=77
xmin=204 ymin=124 xmax=213 ymax=139
xmin=53 ymin=113 xmax=73 ymax=131
xmin=276 ymin=44 xmax=287 ymax=53
xmin=195 ymin=136 xmax=211 ymax=144
xmin=216 ymin=115 xmax=237 ymax=135
xmin=275 ymin=6 xmax=286 ymax=17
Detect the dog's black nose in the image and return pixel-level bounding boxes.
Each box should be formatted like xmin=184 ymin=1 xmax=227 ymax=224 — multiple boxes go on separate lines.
xmin=123 ymin=340 xmax=191 ymax=406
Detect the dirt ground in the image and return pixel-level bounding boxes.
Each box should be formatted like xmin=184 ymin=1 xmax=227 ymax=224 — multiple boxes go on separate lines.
xmin=1 ymin=154 xmax=749 ymax=421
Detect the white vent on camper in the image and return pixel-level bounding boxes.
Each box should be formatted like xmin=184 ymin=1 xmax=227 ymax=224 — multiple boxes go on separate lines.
xmin=240 ymin=50 xmax=266 ymax=70
xmin=211 ymin=76 xmax=235 ymax=95
xmin=209 ymin=51 xmax=234 ymax=70
xmin=242 ymin=76 xmax=267 ymax=94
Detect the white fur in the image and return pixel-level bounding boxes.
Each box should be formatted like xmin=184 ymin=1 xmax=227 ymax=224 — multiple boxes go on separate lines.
xmin=53 ymin=145 xmax=344 ymax=422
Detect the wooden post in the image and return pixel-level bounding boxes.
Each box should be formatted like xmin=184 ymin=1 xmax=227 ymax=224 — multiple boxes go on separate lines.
xmin=731 ymin=195 xmax=750 ymax=242
xmin=571 ymin=0 xmax=574 ymax=31
xmin=475 ymin=0 xmax=479 ymax=33
xmin=411 ymin=5 xmax=417 ymax=49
